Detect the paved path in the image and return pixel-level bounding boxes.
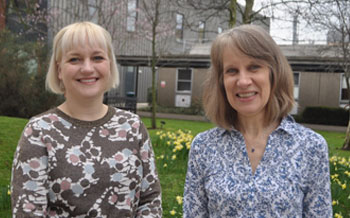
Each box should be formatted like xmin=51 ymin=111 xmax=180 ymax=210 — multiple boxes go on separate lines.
xmin=137 ymin=111 xmax=347 ymax=133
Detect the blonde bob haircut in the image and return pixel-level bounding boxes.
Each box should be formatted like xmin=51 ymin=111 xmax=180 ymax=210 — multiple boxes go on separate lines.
xmin=46 ymin=21 xmax=119 ymax=94
xmin=203 ymin=24 xmax=295 ymax=130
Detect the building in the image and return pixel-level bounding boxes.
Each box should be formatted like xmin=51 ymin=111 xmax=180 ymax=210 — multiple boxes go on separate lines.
xmin=46 ymin=0 xmax=269 ymax=102
xmin=155 ymin=43 xmax=348 ymax=115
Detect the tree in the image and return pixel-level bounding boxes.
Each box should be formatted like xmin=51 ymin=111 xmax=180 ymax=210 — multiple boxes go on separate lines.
xmin=0 ymin=0 xmax=61 ymax=118
xmin=282 ymin=0 xmax=350 ymax=150
xmin=175 ymin=0 xmax=272 ymax=29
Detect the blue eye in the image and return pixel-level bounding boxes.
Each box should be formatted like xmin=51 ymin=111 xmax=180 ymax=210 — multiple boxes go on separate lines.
xmin=226 ymin=68 xmax=238 ymax=74
xmin=93 ymin=56 xmax=105 ymax=61
xmin=68 ymin=57 xmax=79 ymax=63
xmin=249 ymin=65 xmax=260 ymax=71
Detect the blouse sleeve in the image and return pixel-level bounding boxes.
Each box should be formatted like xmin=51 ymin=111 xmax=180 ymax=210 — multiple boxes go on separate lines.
xmin=11 ymin=120 xmax=49 ymax=217
xmin=136 ymin=122 xmax=162 ymax=218
xmin=183 ymin=134 xmax=209 ymax=218
xmin=302 ymin=135 xmax=333 ymax=217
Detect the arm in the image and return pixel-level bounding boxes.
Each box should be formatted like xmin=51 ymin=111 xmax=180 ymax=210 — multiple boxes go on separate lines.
xmin=136 ymin=122 xmax=162 ymax=218
xmin=11 ymin=121 xmax=49 ymax=217
xmin=302 ymin=136 xmax=333 ymax=218
xmin=183 ymin=135 xmax=209 ymax=218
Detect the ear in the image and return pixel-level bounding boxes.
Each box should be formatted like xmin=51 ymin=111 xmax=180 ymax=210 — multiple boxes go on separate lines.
xmin=57 ymin=63 xmax=62 ymax=80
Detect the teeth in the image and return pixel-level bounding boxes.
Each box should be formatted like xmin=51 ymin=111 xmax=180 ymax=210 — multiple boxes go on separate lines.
xmin=238 ymin=92 xmax=256 ymax=98
xmin=80 ymin=78 xmax=96 ymax=83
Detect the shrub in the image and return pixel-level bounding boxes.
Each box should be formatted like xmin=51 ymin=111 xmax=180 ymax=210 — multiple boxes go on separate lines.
xmin=301 ymin=107 xmax=349 ymax=126
xmin=330 ymin=156 xmax=350 ymax=217
xmin=0 ymin=29 xmax=60 ymax=118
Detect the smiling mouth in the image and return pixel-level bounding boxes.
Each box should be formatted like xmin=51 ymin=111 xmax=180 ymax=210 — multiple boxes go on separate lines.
xmin=78 ymin=78 xmax=98 ymax=83
xmin=237 ymin=92 xmax=257 ymax=98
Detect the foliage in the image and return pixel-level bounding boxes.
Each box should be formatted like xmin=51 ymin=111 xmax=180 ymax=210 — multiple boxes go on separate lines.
xmin=153 ymin=129 xmax=193 ymax=217
xmin=1 ymin=116 xmax=349 ymax=217
xmin=301 ymin=106 xmax=349 ymax=126
xmin=329 ymin=156 xmax=350 ymax=218
xmin=0 ymin=29 xmax=61 ymax=118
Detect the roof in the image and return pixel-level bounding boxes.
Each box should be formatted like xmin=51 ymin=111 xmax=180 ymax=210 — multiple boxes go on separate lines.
xmin=116 ymin=44 xmax=346 ymax=73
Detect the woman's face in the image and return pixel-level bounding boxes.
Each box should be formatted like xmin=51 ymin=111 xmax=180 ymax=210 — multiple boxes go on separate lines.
xmin=58 ymin=44 xmax=111 ymax=102
xmin=222 ymin=47 xmax=271 ymax=120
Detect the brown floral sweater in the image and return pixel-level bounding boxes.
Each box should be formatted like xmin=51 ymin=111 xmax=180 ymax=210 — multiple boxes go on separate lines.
xmin=11 ymin=106 xmax=162 ymax=217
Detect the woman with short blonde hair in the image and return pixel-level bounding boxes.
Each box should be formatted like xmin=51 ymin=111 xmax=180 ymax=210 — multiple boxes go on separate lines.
xmin=12 ymin=22 xmax=162 ymax=217
xmin=46 ymin=22 xmax=119 ymax=94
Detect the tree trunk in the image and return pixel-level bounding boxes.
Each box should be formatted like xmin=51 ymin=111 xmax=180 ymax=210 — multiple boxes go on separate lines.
xmin=151 ymin=0 xmax=160 ymax=129
xmin=342 ymin=76 xmax=350 ymax=150
xmin=228 ymin=0 xmax=237 ymax=28
xmin=243 ymin=0 xmax=254 ymax=24
xmin=343 ymin=113 xmax=350 ymax=150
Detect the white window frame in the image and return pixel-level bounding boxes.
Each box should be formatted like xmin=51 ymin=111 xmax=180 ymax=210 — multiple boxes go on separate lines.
xmin=293 ymin=72 xmax=300 ymax=100
xmin=176 ymin=68 xmax=193 ymax=93
xmin=175 ymin=13 xmax=184 ymax=41
xmin=340 ymin=73 xmax=349 ymax=103
xmin=198 ymin=21 xmax=205 ymax=42
xmin=127 ymin=0 xmax=138 ymax=32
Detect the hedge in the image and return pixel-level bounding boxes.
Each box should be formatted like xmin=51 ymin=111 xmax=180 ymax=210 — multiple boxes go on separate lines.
xmin=300 ymin=106 xmax=349 ymax=126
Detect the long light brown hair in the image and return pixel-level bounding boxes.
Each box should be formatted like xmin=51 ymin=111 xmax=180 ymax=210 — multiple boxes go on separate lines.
xmin=203 ymin=24 xmax=295 ymax=129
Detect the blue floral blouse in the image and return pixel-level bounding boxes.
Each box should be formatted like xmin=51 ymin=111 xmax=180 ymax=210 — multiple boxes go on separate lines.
xmin=183 ymin=116 xmax=332 ymax=218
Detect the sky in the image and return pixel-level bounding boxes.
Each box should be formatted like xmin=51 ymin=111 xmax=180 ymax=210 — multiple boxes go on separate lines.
xmin=243 ymin=0 xmax=328 ymax=45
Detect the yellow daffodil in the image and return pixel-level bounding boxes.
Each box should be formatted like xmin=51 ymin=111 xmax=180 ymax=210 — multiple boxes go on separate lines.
xmin=332 ymin=200 xmax=338 ymax=205
xmin=163 ymin=163 xmax=167 ymax=168
xmin=341 ymin=183 xmax=346 ymax=190
xmin=172 ymin=155 xmax=177 ymax=160
xmin=176 ymin=195 xmax=183 ymax=205
xmin=334 ymin=213 xmax=343 ymax=218
xmin=170 ymin=210 xmax=176 ymax=215
xmin=7 ymin=189 xmax=11 ymax=195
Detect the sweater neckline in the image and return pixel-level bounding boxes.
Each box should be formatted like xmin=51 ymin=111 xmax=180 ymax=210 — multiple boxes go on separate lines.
xmin=53 ymin=106 xmax=115 ymax=127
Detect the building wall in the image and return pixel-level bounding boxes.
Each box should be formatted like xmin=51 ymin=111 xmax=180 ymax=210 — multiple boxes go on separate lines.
xmin=298 ymin=72 xmax=341 ymax=112
xmin=158 ymin=68 xmax=176 ymax=106
xmin=157 ymin=67 xmax=207 ymax=107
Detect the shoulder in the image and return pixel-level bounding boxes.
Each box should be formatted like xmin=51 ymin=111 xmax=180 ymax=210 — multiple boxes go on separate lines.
xmin=110 ymin=107 xmax=142 ymax=124
xmin=281 ymin=117 xmax=328 ymax=156
xmin=190 ymin=127 xmax=227 ymax=157
xmin=192 ymin=127 xmax=225 ymax=146
xmin=24 ymin=108 xmax=59 ymax=131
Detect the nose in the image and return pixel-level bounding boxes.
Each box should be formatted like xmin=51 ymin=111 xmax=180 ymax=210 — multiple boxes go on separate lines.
xmin=80 ymin=59 xmax=94 ymax=73
xmin=236 ymin=71 xmax=252 ymax=87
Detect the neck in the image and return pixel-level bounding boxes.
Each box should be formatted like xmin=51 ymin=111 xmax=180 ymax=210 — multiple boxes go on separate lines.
xmin=58 ymin=97 xmax=108 ymax=121
xmin=236 ymin=115 xmax=277 ymax=138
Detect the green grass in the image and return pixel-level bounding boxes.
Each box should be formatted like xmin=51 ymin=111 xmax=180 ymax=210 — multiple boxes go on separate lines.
xmin=1 ymin=115 xmax=349 ymax=217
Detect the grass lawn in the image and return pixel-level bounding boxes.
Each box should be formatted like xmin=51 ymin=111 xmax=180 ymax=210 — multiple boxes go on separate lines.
xmin=1 ymin=115 xmax=349 ymax=217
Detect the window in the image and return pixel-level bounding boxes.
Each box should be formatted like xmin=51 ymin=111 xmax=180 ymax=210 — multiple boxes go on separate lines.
xmin=293 ymin=72 xmax=300 ymax=100
xmin=125 ymin=66 xmax=137 ymax=96
xmin=293 ymin=72 xmax=300 ymax=86
xmin=175 ymin=13 xmax=184 ymax=41
xmin=127 ymin=0 xmax=137 ymax=32
xmin=198 ymin=21 xmax=205 ymax=42
xmin=176 ymin=68 xmax=192 ymax=92
xmin=341 ymin=74 xmax=349 ymax=101
xmin=218 ymin=27 xmax=223 ymax=34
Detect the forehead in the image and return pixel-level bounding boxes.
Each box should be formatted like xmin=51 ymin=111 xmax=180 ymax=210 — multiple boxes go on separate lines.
xmin=60 ymin=29 xmax=108 ymax=56
xmin=222 ymin=46 xmax=255 ymax=65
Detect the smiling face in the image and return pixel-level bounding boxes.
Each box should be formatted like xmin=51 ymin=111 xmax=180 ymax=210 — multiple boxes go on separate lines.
xmin=57 ymin=45 xmax=111 ymax=102
xmin=222 ymin=47 xmax=271 ymax=121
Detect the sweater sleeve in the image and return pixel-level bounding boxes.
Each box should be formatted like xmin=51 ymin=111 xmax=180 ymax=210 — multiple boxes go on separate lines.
xmin=11 ymin=120 xmax=49 ymax=217
xmin=136 ymin=122 xmax=162 ymax=218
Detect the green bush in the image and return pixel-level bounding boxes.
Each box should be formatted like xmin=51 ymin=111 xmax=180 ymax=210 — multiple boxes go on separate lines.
xmin=301 ymin=107 xmax=349 ymax=126
xmin=0 ymin=29 xmax=61 ymax=118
